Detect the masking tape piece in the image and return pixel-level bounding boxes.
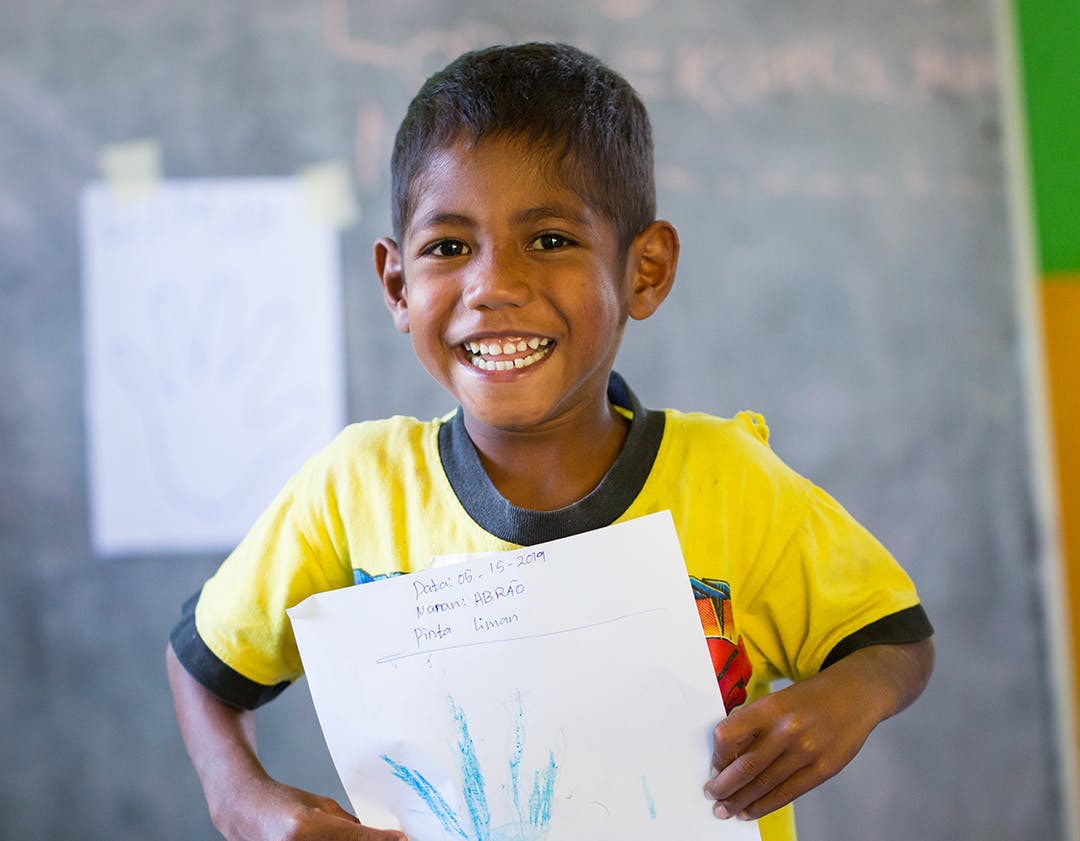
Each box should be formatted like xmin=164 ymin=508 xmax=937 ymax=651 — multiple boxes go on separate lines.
xmin=98 ymin=139 xmax=162 ymax=201
xmin=299 ymin=160 xmax=360 ymax=229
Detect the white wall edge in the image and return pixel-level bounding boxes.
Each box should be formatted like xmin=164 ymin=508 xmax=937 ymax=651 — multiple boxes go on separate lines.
xmin=992 ymin=1 xmax=1080 ymax=838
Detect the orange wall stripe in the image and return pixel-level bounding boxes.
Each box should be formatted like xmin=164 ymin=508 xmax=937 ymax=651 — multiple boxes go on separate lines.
xmin=1042 ymin=275 xmax=1080 ymax=780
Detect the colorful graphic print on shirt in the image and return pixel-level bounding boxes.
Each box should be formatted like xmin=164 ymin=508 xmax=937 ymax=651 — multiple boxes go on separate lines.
xmin=689 ymin=576 xmax=752 ymax=713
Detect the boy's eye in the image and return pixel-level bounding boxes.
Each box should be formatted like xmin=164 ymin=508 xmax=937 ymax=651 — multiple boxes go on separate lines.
xmin=528 ymin=233 xmax=573 ymax=251
xmin=424 ymin=239 xmax=470 ymax=257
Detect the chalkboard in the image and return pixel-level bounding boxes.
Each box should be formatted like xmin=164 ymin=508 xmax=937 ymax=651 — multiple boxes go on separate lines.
xmin=0 ymin=2 xmax=1064 ymax=839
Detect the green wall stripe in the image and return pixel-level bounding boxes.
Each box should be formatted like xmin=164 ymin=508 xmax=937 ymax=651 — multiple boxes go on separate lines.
xmin=1014 ymin=0 xmax=1080 ymax=275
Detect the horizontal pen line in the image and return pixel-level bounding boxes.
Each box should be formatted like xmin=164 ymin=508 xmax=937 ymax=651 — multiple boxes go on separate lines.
xmin=376 ymin=607 xmax=666 ymax=664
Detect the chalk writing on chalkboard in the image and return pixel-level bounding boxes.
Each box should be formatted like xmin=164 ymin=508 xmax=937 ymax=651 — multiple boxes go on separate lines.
xmin=322 ymin=0 xmax=996 ymax=206
xmin=323 ymin=0 xmax=996 ymax=112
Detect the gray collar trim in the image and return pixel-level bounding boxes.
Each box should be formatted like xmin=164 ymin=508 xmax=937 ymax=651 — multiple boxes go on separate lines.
xmin=437 ymin=372 xmax=665 ymax=545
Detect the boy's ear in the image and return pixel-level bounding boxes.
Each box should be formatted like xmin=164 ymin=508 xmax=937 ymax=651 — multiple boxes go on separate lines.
xmin=626 ymin=220 xmax=679 ymax=321
xmin=374 ymin=237 xmax=410 ymax=333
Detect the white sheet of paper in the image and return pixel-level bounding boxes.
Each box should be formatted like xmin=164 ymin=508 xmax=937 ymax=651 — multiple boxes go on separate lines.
xmin=288 ymin=511 xmax=760 ymax=840
xmin=80 ymin=179 xmax=346 ymax=556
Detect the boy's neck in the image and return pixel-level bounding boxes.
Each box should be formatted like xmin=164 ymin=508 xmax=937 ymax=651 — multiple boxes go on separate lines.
xmin=463 ymin=402 xmax=631 ymax=512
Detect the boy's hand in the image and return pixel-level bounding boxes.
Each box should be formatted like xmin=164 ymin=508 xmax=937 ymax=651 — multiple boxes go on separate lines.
xmin=703 ymin=640 xmax=933 ymax=821
xmin=165 ymin=644 xmax=408 ymax=841
xmin=218 ymin=776 xmax=408 ymax=841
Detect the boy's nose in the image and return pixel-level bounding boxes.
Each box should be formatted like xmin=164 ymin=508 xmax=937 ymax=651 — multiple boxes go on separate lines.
xmin=461 ymin=247 xmax=532 ymax=310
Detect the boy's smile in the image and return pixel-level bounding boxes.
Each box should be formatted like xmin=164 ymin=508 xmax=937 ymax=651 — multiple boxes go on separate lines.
xmin=376 ymin=136 xmax=659 ymax=440
xmin=462 ymin=335 xmax=553 ymax=372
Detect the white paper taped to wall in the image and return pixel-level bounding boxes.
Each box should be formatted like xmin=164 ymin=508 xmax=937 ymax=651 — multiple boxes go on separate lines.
xmin=80 ymin=177 xmax=347 ymax=556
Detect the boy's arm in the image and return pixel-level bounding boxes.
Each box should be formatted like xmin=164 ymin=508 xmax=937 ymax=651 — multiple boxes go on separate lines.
xmin=166 ymin=644 xmax=407 ymax=841
xmin=704 ymin=638 xmax=934 ymax=822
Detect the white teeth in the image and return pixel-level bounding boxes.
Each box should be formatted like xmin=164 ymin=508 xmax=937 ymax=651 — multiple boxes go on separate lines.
xmin=463 ymin=336 xmax=554 ymax=373
xmin=463 ymin=337 xmax=553 ymax=356
xmin=467 ymin=345 xmax=550 ymax=372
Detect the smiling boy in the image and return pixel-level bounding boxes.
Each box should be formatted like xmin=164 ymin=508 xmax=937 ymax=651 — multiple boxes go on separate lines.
xmin=374 ymin=134 xmax=669 ymax=511
xmin=167 ymin=42 xmax=933 ymax=841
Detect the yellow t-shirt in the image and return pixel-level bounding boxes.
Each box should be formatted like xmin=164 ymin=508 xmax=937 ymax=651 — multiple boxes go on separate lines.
xmin=173 ymin=376 xmax=930 ymax=841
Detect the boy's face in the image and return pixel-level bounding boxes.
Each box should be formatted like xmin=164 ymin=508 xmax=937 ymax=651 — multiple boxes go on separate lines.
xmin=377 ymin=136 xmax=661 ymax=436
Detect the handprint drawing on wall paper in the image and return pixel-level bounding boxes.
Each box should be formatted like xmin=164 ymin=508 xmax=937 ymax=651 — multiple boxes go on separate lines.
xmin=108 ymin=265 xmax=321 ymax=516
xmin=82 ymin=179 xmax=345 ymax=553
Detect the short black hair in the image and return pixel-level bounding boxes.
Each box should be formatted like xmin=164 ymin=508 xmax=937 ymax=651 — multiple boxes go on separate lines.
xmin=390 ymin=42 xmax=655 ymax=250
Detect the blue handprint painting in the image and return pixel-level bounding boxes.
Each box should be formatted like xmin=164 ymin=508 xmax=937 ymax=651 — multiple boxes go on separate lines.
xmin=381 ymin=694 xmax=559 ymax=841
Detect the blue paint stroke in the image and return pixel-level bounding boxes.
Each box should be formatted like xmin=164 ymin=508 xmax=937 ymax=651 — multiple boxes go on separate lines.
xmin=381 ymin=754 xmax=469 ymax=839
xmin=641 ymin=773 xmax=657 ymax=820
xmin=509 ymin=692 xmax=526 ymax=825
xmin=527 ymin=751 xmax=558 ymax=828
xmin=452 ymin=696 xmax=491 ymax=841
xmin=382 ymin=694 xmax=560 ymax=840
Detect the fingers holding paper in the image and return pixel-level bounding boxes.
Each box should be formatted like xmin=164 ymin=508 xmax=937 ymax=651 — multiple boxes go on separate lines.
xmin=224 ymin=779 xmax=409 ymax=841
xmin=702 ymin=641 xmax=934 ymax=821
xmin=702 ymin=667 xmax=875 ymax=821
